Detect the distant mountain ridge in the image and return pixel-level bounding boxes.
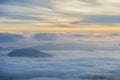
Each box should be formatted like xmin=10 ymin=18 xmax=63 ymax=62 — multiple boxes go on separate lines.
xmin=8 ymin=48 xmax=52 ymax=58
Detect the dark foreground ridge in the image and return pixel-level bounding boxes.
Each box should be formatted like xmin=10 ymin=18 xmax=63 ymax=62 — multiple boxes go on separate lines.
xmin=8 ymin=48 xmax=52 ymax=58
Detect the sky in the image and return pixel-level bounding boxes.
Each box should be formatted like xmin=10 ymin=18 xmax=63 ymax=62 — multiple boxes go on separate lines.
xmin=0 ymin=0 xmax=120 ymax=51
xmin=0 ymin=0 xmax=120 ymax=33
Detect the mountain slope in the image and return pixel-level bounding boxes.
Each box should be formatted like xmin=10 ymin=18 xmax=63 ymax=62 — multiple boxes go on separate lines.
xmin=8 ymin=48 xmax=52 ymax=58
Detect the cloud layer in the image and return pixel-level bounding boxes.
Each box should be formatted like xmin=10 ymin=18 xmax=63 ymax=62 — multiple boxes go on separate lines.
xmin=0 ymin=0 xmax=120 ymax=30
xmin=0 ymin=53 xmax=120 ymax=80
xmin=0 ymin=32 xmax=120 ymax=51
xmin=0 ymin=33 xmax=23 ymax=43
xmin=32 ymin=33 xmax=62 ymax=41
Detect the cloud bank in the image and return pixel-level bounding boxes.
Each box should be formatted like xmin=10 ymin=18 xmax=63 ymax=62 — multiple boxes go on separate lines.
xmin=0 ymin=33 xmax=23 ymax=43
xmin=0 ymin=32 xmax=120 ymax=51
xmin=0 ymin=53 xmax=120 ymax=80
xmin=32 ymin=33 xmax=62 ymax=41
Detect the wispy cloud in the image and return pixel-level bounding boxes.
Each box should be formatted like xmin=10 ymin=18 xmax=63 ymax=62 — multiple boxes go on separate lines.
xmin=71 ymin=15 xmax=120 ymax=25
xmin=0 ymin=0 xmax=120 ymax=29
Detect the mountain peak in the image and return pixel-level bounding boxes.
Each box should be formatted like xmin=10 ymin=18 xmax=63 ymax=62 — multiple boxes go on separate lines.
xmin=8 ymin=48 xmax=52 ymax=58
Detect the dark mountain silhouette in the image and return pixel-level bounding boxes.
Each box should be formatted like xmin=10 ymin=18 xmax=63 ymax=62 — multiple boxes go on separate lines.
xmin=8 ymin=48 xmax=52 ymax=58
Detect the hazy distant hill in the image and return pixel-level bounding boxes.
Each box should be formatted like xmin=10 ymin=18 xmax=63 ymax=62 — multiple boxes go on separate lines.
xmin=8 ymin=48 xmax=52 ymax=58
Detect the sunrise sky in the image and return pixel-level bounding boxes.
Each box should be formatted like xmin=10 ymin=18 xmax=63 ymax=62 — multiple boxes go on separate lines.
xmin=0 ymin=0 xmax=120 ymax=33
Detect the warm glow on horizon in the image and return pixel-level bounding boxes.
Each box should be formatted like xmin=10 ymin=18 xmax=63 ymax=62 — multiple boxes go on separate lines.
xmin=0 ymin=0 xmax=120 ymax=33
xmin=0 ymin=26 xmax=120 ymax=33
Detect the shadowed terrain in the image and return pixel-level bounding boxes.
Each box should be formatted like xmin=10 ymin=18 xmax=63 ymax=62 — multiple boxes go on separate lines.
xmin=8 ymin=48 xmax=52 ymax=58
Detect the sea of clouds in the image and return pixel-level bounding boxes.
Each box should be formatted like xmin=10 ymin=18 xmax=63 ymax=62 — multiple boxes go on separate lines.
xmin=0 ymin=32 xmax=120 ymax=80
xmin=1 ymin=50 xmax=120 ymax=80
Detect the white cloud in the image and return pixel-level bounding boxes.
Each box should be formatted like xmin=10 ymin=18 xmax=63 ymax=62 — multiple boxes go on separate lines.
xmin=52 ymin=0 xmax=120 ymax=15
